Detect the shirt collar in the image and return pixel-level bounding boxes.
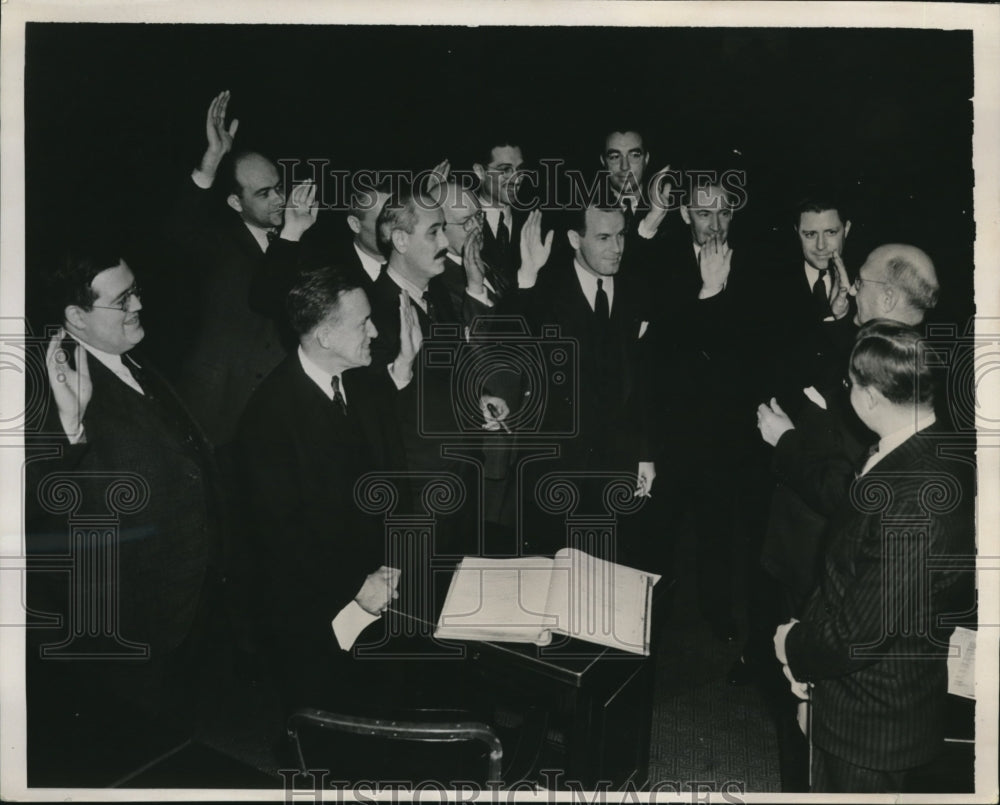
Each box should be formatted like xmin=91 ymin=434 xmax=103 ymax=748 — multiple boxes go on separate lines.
xmin=76 ymin=340 xmax=144 ymax=394
xmin=572 ymin=258 xmax=614 ymax=310
xmin=862 ymin=411 xmax=937 ymax=475
xmin=353 ymin=242 xmax=386 ymax=283
xmin=297 ymin=345 xmax=343 ymax=402
xmin=386 ymin=266 xmax=429 ymax=310
xmin=244 ymin=222 xmax=274 ymax=253
xmin=481 ymin=203 xmax=511 ymax=235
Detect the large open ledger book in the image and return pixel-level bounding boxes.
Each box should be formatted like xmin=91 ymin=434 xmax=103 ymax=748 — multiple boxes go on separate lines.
xmin=434 ymin=548 xmax=661 ymax=656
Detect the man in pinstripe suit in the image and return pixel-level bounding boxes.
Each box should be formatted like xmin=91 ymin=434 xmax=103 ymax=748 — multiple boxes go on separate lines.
xmin=773 ymin=320 xmax=975 ymax=792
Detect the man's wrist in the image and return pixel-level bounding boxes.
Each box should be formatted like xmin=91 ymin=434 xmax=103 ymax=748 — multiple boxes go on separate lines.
xmin=279 ymin=225 xmax=307 ymax=243
xmin=697 ymin=283 xmax=725 ymax=299
xmin=389 ymin=359 xmax=413 ymax=388
xmin=192 ymin=160 xmax=219 ymax=189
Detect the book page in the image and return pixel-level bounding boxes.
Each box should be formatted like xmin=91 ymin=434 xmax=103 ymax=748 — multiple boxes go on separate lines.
xmin=544 ymin=548 xmax=661 ymax=655
xmin=434 ymin=556 xmax=557 ymax=644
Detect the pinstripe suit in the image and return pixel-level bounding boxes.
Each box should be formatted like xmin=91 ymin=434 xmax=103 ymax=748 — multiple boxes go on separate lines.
xmin=784 ymin=423 xmax=975 ymax=780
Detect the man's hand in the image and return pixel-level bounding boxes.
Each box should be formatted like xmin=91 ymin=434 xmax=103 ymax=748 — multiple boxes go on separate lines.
xmin=46 ymin=330 xmax=92 ymax=440
xmin=280 ymin=181 xmax=318 ymax=242
xmin=697 ymin=235 xmax=733 ymax=298
xmin=639 ymin=165 xmax=675 ymax=235
xmin=636 ymin=461 xmax=656 ymax=497
xmin=463 ymin=227 xmax=487 ymax=296
xmin=354 ymin=566 xmax=401 ymax=615
xmin=757 ymin=397 xmax=794 ymax=446
xmin=517 ymin=209 xmax=554 ymax=287
xmin=829 ymin=251 xmax=851 ymax=320
xmin=480 ymin=395 xmax=510 ymax=431
xmin=197 ymin=90 xmax=239 ymax=185
xmin=426 ymin=158 xmax=450 ymax=194
xmin=391 ymin=291 xmax=422 ymax=385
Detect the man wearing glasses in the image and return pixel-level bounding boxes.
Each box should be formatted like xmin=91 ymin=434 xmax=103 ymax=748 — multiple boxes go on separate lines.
xmin=752 ymin=244 xmax=940 ymax=788
xmin=29 ymin=246 xmax=221 ymax=729
xmin=473 ymin=139 xmax=527 ymax=287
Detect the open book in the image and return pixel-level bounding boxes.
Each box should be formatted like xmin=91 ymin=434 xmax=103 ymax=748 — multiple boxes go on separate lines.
xmin=434 ymin=548 xmax=661 ymax=655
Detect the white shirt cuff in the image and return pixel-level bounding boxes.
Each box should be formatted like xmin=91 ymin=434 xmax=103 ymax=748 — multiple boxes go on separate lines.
xmin=332 ymin=601 xmax=381 ymax=651
xmin=637 ymin=216 xmax=658 ymax=239
xmin=465 ymin=286 xmax=494 ymax=307
xmin=66 ymin=423 xmax=86 ymax=445
xmin=387 ymin=362 xmax=412 ymax=390
xmin=191 ymin=169 xmax=213 ymax=190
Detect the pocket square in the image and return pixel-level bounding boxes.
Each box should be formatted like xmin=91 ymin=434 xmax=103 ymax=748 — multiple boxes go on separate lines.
xmin=803 ymin=386 xmax=827 ymax=410
xmin=638 ymin=320 xmax=649 ymax=339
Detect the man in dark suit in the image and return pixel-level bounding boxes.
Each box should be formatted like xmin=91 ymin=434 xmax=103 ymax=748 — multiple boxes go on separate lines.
xmin=514 ymin=198 xmax=655 ymax=560
xmin=766 ymin=195 xmax=856 ymax=404
xmin=775 ymin=320 xmax=974 ymax=793
xmin=646 ymin=177 xmax=761 ymax=641
xmin=754 ymin=244 xmax=941 ymax=789
xmin=28 ymin=245 xmax=222 ymax=724
xmin=472 ymin=139 xmax=526 ymax=286
xmin=234 ymin=267 xmax=421 ymax=713
xmin=160 ymin=90 xmax=309 ymax=448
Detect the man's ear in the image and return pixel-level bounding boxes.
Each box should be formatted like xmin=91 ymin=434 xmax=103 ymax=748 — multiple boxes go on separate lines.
xmin=880 ymin=284 xmax=899 ymax=315
xmin=643 ymin=151 xmax=650 ymax=170
xmin=472 ymin=163 xmax=486 ymax=184
xmin=64 ymin=305 xmax=87 ymax=331
xmin=567 ymin=229 xmax=581 ymax=251
xmin=346 ymin=215 xmax=362 ymax=236
xmin=843 ymin=220 xmax=852 ymax=239
xmin=391 ymin=229 xmax=409 ymax=255
xmin=226 ymin=194 xmax=243 ymax=215
xmin=679 ymin=205 xmax=692 ymax=226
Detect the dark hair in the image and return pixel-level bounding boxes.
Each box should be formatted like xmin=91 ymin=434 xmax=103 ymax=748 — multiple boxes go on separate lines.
xmin=602 ymin=128 xmax=648 ymax=156
xmin=794 ymin=195 xmax=851 ymax=227
xmin=348 ymin=174 xmax=393 ymax=220
xmin=47 ymin=243 xmax=123 ymax=319
xmin=849 ymin=319 xmax=934 ymax=406
xmin=565 ymin=184 xmax=622 ymax=236
xmin=475 ymin=138 xmax=523 ymax=169
xmin=286 ymin=266 xmax=363 ymax=336
xmin=375 ymin=182 xmax=436 ymax=260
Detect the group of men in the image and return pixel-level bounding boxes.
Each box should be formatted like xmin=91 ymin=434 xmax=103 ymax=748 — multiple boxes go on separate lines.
xmin=24 ymin=90 xmax=975 ymax=793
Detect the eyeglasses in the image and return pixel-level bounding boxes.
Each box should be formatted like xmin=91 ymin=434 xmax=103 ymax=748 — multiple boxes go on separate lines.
xmin=91 ymin=283 xmax=142 ymax=313
xmin=852 ymin=275 xmax=891 ymax=291
xmin=841 ymin=376 xmax=853 ymax=390
xmin=447 ymin=209 xmax=485 ymax=232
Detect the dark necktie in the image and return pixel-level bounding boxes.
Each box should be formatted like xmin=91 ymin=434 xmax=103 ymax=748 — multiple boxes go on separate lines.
xmin=622 ymin=197 xmax=636 ymax=232
xmin=483 ymin=260 xmax=510 ymax=299
xmin=422 ymin=291 xmax=437 ymax=324
xmin=497 ymin=211 xmax=510 ymax=251
xmin=812 ymin=269 xmax=831 ymax=317
xmin=265 ymin=230 xmax=279 ymax=250
xmin=594 ymin=278 xmax=610 ymax=324
xmin=331 ymin=375 xmax=347 ymax=416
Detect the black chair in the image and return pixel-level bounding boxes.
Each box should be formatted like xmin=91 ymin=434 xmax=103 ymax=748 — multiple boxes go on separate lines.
xmin=286 ymin=708 xmax=504 ymax=785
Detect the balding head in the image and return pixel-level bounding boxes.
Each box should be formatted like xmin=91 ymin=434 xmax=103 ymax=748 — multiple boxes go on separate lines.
xmin=850 ymin=243 xmax=939 ymax=326
xmin=439 ymin=180 xmax=484 ymax=257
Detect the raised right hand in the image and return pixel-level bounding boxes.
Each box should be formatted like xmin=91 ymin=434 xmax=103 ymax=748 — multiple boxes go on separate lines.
xmin=46 ymin=330 xmax=92 ymax=438
xmin=698 ymin=235 xmax=733 ymax=296
xmin=518 ymin=209 xmax=554 ymax=282
xmin=200 ymin=90 xmax=239 ymax=178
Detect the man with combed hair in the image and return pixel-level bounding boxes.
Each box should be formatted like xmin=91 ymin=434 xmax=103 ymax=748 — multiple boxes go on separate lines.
xmin=235 ymin=267 xmax=422 ymax=713
xmin=774 ymin=319 xmax=974 ymax=793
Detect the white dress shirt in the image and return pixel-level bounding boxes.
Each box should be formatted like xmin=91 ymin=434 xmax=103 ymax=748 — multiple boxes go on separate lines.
xmin=573 ymin=259 xmax=615 ymax=314
xmin=354 ymin=242 xmax=386 ymax=284
xmin=859 ymin=411 xmax=937 ymax=477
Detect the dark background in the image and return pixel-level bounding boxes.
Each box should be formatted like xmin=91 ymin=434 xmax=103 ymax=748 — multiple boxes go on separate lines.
xmin=24 ymin=23 xmax=975 ymax=331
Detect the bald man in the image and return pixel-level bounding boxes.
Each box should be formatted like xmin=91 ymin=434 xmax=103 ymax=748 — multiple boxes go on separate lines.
xmin=742 ymin=245 xmax=942 ymax=786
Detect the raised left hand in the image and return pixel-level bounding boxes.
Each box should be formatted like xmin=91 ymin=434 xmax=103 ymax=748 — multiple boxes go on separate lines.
xmin=635 ymin=461 xmax=656 ymax=497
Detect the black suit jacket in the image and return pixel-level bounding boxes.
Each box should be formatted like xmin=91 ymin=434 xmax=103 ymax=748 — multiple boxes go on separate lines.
xmin=234 ymin=354 xmax=405 ymax=667
xmin=479 ymin=206 xmax=524 ymax=288
xmin=515 ymin=255 xmax=654 ymax=472
xmin=160 ymin=178 xmax=286 ymax=446
xmin=785 ymin=423 xmax=975 ymax=771
xmin=26 ymin=347 xmax=219 ymax=656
